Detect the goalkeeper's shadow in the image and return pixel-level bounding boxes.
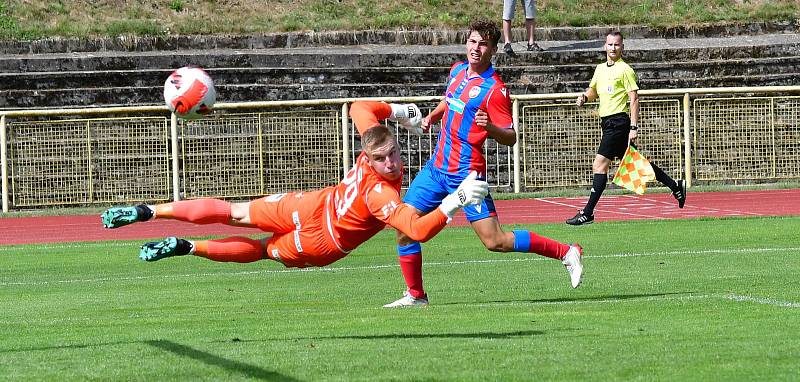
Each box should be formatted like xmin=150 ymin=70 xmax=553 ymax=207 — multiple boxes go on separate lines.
xmin=436 ymin=291 xmax=697 ymax=307
xmin=217 ymin=329 xmax=547 ymax=343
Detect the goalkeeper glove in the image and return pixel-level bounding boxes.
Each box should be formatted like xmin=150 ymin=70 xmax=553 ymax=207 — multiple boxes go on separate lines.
xmin=438 ymin=171 xmax=489 ymax=219
xmin=389 ymin=103 xmax=424 ymax=135
xmin=172 ymin=96 xmax=190 ymax=114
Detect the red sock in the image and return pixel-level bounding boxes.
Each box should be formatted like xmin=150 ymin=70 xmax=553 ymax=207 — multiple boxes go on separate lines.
xmin=530 ymin=232 xmax=570 ymax=260
xmin=398 ymin=253 xmax=426 ymax=299
xmin=155 ymin=199 xmax=231 ymax=224
xmin=194 ymin=237 xmax=264 ymax=263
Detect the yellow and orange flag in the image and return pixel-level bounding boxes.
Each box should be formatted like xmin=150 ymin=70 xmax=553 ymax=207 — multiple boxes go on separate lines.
xmin=612 ymin=145 xmax=655 ymax=195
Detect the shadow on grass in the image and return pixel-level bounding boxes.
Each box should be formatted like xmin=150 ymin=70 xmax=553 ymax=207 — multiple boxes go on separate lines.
xmin=0 ymin=340 xmax=141 ymax=354
xmin=0 ymin=339 xmax=300 ymax=381
xmin=435 ymin=291 xmax=698 ymax=307
xmin=222 ymin=329 xmax=545 ymax=343
xmin=146 ymin=340 xmax=300 ymax=382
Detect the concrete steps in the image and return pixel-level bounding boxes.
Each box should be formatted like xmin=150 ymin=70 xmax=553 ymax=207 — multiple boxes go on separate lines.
xmin=3 ymin=39 xmax=799 ymax=72
xmin=2 ymin=32 xmax=800 ymax=108
xmin=4 ymin=55 xmax=800 ymax=91
xmin=4 ymin=71 xmax=798 ymax=108
xmin=3 ymin=21 xmax=797 ymax=55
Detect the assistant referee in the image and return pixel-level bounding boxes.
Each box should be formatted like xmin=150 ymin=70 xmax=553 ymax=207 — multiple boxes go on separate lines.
xmin=567 ymin=31 xmax=686 ymax=226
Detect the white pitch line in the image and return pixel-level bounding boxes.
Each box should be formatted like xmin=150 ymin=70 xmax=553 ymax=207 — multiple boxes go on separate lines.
xmin=463 ymin=293 xmax=711 ymax=308
xmin=537 ymin=194 xmax=765 ymax=218
xmin=597 ymin=247 xmax=800 ymax=258
xmin=535 ymin=197 xmax=668 ymax=219
xmin=0 ymin=241 xmax=133 ymax=252
xmin=535 ymin=197 xmax=584 ymax=209
xmin=414 ymin=293 xmax=800 ymax=309
xmin=2 ymin=292 xmax=793 ymax=323
xmin=655 ymin=200 xmax=765 ymax=217
xmin=1 ymin=246 xmax=798 ymax=287
xmin=723 ymin=294 xmax=800 ymax=308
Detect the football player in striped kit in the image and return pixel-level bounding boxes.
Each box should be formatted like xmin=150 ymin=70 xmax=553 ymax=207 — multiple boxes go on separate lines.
xmin=385 ymin=19 xmax=584 ymax=308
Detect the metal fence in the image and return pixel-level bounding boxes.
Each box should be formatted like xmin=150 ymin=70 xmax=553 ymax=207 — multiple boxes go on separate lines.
xmin=520 ymin=98 xmax=684 ymax=189
xmin=2 ymin=86 xmax=799 ymax=212
xmin=693 ymin=96 xmax=800 ymax=181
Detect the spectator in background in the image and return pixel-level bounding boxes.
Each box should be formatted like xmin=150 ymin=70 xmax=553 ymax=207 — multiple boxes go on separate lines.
xmin=502 ymin=0 xmax=543 ymax=56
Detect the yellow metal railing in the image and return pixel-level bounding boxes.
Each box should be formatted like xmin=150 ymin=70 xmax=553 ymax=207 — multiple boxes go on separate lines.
xmin=2 ymin=87 xmax=800 ymax=212
xmin=519 ymin=98 xmax=683 ymax=190
xmin=692 ymin=96 xmax=800 ymax=181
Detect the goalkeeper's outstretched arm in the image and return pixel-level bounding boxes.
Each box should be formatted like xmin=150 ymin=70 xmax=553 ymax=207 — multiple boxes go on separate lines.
xmin=349 ymin=101 xmax=423 ymax=136
xmin=349 ymin=101 xmax=393 ymax=135
xmin=377 ymin=171 xmax=489 ymax=242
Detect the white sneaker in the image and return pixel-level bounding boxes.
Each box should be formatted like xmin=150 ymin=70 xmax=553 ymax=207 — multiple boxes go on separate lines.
xmin=562 ymin=244 xmax=584 ymax=288
xmin=382 ymin=291 xmax=429 ymax=308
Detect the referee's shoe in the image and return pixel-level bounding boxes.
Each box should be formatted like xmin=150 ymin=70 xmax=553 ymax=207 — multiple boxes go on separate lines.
xmin=673 ymin=179 xmax=687 ymax=208
xmin=566 ymin=210 xmax=594 ymax=226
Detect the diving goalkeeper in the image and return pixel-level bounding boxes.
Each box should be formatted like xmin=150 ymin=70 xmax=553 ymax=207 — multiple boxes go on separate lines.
xmin=101 ymin=101 xmax=488 ymax=268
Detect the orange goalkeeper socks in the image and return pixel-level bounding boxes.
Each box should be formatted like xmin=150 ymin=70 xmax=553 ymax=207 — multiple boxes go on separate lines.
xmin=154 ymin=199 xmax=231 ymax=224
xmin=193 ymin=237 xmax=264 ymax=263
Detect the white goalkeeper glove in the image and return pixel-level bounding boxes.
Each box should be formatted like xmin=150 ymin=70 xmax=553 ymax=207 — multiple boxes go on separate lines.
xmin=389 ymin=103 xmax=424 ymax=135
xmin=438 ymin=171 xmax=489 ymax=220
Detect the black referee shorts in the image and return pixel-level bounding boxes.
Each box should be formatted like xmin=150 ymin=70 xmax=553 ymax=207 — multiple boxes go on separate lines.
xmin=597 ymin=112 xmax=631 ymax=160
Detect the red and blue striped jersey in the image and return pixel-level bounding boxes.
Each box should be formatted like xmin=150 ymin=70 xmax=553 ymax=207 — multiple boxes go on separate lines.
xmin=431 ymin=61 xmax=513 ymax=176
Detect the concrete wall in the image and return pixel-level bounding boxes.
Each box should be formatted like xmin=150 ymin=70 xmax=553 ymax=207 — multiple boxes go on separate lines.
xmin=2 ymin=23 xmax=800 ymax=108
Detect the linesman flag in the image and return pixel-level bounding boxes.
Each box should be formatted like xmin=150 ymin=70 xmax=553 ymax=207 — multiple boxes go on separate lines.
xmin=612 ymin=145 xmax=655 ymax=195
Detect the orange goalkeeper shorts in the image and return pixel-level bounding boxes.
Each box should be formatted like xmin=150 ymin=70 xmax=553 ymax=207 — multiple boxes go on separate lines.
xmin=249 ymin=190 xmax=347 ymax=268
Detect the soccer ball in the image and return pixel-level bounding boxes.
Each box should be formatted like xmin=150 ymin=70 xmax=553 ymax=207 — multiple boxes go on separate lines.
xmin=163 ymin=66 xmax=216 ymax=120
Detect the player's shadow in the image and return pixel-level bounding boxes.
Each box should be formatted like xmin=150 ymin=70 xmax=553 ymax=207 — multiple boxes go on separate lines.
xmin=145 ymin=340 xmax=300 ymax=382
xmin=436 ymin=291 xmax=696 ymax=307
xmin=1 ymin=339 xmax=301 ymax=381
xmin=222 ymin=329 xmax=545 ymax=343
xmin=298 ymin=329 xmax=544 ymax=341
xmin=0 ymin=340 xmax=141 ymax=354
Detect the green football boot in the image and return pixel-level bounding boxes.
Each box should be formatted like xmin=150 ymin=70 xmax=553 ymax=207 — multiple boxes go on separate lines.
xmin=101 ymin=206 xmax=141 ymax=229
xmin=139 ymin=237 xmax=182 ymax=262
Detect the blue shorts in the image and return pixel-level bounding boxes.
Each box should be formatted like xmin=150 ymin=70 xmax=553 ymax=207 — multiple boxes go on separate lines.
xmin=403 ymin=163 xmax=496 ymax=222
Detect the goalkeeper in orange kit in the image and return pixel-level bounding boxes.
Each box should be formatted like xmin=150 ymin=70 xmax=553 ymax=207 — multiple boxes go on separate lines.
xmin=101 ymin=101 xmax=488 ymax=268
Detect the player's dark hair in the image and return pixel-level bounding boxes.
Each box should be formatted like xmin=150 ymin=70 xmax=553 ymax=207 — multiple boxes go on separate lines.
xmin=362 ymin=124 xmax=396 ymax=154
xmin=608 ymin=30 xmax=624 ymax=40
xmin=468 ymin=18 xmax=501 ymax=47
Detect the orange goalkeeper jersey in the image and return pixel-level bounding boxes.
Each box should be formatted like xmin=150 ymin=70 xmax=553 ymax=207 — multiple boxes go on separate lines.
xmin=321 ymin=101 xmax=450 ymax=253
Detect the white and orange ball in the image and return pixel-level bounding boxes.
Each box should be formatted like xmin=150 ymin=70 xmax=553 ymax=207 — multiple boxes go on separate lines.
xmin=163 ymin=66 xmax=216 ymax=119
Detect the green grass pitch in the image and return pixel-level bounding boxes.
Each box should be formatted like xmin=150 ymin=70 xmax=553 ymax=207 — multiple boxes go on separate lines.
xmin=1 ymin=216 xmax=799 ymax=381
